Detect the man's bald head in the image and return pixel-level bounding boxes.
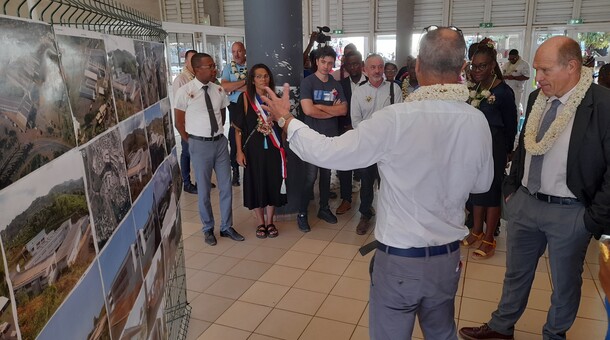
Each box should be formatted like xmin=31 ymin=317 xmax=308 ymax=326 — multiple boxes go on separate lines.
xmin=231 ymin=41 xmax=246 ymax=64
xmin=417 ymin=28 xmax=466 ymax=80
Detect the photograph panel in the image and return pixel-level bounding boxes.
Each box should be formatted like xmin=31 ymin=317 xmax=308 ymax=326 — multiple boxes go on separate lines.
xmin=119 ymin=281 xmax=147 ymax=340
xmin=0 ymin=149 xmax=95 ymax=339
xmin=82 ymin=128 xmax=131 ymax=250
xmin=160 ymin=98 xmax=175 ymax=156
xmin=104 ymin=35 xmax=142 ymax=121
xmin=55 ymin=30 xmax=118 ymax=146
xmin=119 ymin=113 xmax=152 ymax=202
xmin=0 ymin=240 xmax=19 ymax=340
xmin=132 ymin=185 xmax=161 ymax=281
xmin=134 ymin=41 xmax=160 ymax=109
xmin=143 ymin=247 xmax=165 ymax=337
xmin=0 ymin=16 xmax=76 ymax=190
xmin=144 ymin=103 xmax=167 ymax=175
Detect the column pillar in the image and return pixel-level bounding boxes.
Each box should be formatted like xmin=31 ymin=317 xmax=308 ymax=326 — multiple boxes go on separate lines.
xmin=243 ymin=0 xmax=303 ymax=216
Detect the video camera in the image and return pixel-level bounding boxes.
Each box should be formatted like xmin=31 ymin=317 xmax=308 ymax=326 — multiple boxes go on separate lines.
xmin=316 ymin=26 xmax=332 ymax=46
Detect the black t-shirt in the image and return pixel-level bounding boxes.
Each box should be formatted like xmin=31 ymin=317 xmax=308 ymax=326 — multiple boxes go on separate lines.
xmin=300 ymin=73 xmax=346 ymax=137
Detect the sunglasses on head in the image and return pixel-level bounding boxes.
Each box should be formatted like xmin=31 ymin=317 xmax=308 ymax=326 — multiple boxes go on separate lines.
xmin=423 ymin=25 xmax=463 ymax=36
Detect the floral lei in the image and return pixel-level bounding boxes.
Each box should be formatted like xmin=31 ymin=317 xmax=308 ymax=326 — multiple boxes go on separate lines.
xmin=524 ymin=67 xmax=592 ymax=155
xmin=467 ymin=75 xmax=497 ymax=108
xmin=231 ymin=60 xmax=247 ymax=80
xmin=401 ymin=75 xmax=410 ymax=99
xmin=405 ymin=83 xmax=469 ymax=102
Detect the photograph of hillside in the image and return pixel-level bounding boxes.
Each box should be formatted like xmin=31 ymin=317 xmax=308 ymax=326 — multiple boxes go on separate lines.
xmin=55 ymin=29 xmax=117 ymax=146
xmin=82 ymin=129 xmax=131 ymax=250
xmin=160 ymin=98 xmax=175 ymax=153
xmin=98 ymin=211 xmax=143 ymax=340
xmin=104 ymin=35 xmax=142 ymax=121
xmin=0 ymin=17 xmax=76 ymax=190
xmin=0 ymin=149 xmax=96 ymax=339
xmin=119 ymin=113 xmax=152 ymax=202
xmin=144 ymin=103 xmax=167 ymax=174
xmin=162 ymin=209 xmax=181 ymax=282
xmin=37 ymin=260 xmax=110 ymax=340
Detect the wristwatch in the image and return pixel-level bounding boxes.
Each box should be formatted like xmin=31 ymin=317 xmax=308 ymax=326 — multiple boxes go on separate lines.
xmin=277 ymin=114 xmax=292 ymax=128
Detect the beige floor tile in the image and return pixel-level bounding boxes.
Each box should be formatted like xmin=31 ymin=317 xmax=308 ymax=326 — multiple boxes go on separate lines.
xmin=456 ymin=274 xmax=465 ymax=297
xmin=227 ymin=259 xmax=273 ymax=280
xmin=577 ymin=295 xmax=606 ymax=320
xmin=187 ymin=270 xmax=222 ymax=293
xmin=215 ymin=301 xmax=273 ymax=332
xmin=309 ymin=256 xmax=351 ymax=275
xmin=459 ymin=297 xmax=499 ymax=323
xmin=586 ymin=263 xmax=598 ymax=280
xmin=299 ymin=317 xmax=356 ymax=340
xmin=294 ymin=271 xmax=341 ymax=294
xmin=330 ymin=276 xmax=370 ymax=301
xmin=316 ymin=295 xmax=367 ymax=324
xmin=582 ymin=278 xmax=602 ymax=298
xmin=187 ymin=289 xmax=201 ymax=302
xmin=465 ymin=262 xmax=506 ymax=284
xmin=290 ymin=238 xmax=330 ymax=254
xmin=358 ymin=304 xmax=369 ymax=327
xmin=514 ymin=308 xmax=547 ymax=334
xmin=247 ymin=246 xmax=289 ymax=264
xmin=569 ymin=317 xmax=607 ymax=339
xmin=186 ymin=319 xmax=212 ymax=340
xmin=332 ymin=230 xmax=369 ymax=246
xmin=200 ymin=239 xmax=237 ymax=255
xmin=276 ymin=287 xmax=327 ymax=315
xmin=184 ymin=248 xmax=197 ymax=260
xmin=190 ymin=293 xmax=235 ymax=322
xmin=255 ymin=309 xmax=312 ymax=339
xmin=223 ymin=243 xmax=258 ymax=259
xmin=303 ymin=227 xmax=339 ymax=242
xmin=461 ymin=278 xmax=502 ymax=303
xmin=322 ymin=242 xmax=361 ymax=260
xmin=261 ymin=235 xmax=301 ymax=250
xmin=185 ymin=252 xmax=219 ymax=270
xmin=203 ymin=255 xmax=241 ymax=274
xmin=184 ymin=235 xmax=206 ymax=252
xmin=196 ymin=323 xmax=251 ymax=340
xmin=182 ymin=220 xmax=202 ymax=236
xmin=205 ymin=275 xmax=256 ymax=299
xmin=275 ymin=250 xmax=318 ymax=269
xmin=350 ymin=326 xmax=369 ymax=340
xmin=239 ymin=281 xmax=290 ymax=307
xmin=466 ymin=248 xmax=507 ymax=267
xmin=258 ymin=265 xmax=305 ymax=287
xmin=247 ymin=334 xmax=281 ymax=340
xmin=343 ymin=260 xmax=370 ymax=281
xmin=353 ymin=249 xmax=374 ymax=263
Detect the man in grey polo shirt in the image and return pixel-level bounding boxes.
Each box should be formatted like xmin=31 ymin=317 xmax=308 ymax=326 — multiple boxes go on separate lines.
xmin=174 ymin=53 xmax=245 ymax=246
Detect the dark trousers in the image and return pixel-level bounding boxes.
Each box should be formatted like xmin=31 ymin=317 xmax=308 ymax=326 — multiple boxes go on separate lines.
xmin=338 ymin=170 xmax=352 ymax=202
xmin=359 ymin=164 xmax=378 ymax=218
xmin=228 ymin=102 xmax=239 ymax=172
xmin=180 ymin=139 xmax=192 ymax=185
xmin=300 ymin=161 xmax=331 ymax=214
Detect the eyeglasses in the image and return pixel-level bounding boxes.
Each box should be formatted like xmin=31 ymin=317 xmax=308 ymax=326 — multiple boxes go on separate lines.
xmin=469 ymin=63 xmax=490 ymax=71
xmin=254 ymin=74 xmax=270 ymax=79
xmin=423 ymin=25 xmax=463 ymax=36
xmin=198 ymin=64 xmax=216 ymax=70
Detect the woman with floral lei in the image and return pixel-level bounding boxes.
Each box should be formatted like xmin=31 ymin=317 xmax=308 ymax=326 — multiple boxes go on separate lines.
xmin=234 ymin=64 xmax=287 ymax=239
xmin=462 ymin=39 xmax=518 ymax=259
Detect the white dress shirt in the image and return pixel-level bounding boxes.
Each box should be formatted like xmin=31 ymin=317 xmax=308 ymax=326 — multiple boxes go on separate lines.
xmin=521 ymin=86 xmax=577 ymax=198
xmin=501 ymin=58 xmax=530 ymax=92
xmin=171 ymin=69 xmax=194 ymax=97
xmin=351 ymin=81 xmax=403 ymax=128
xmin=174 ymin=78 xmax=229 ymax=137
xmin=287 ymin=99 xmax=494 ymax=248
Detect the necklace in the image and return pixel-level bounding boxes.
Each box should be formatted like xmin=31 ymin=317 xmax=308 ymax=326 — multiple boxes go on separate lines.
xmin=405 ymin=83 xmax=469 ymax=102
xmin=231 ymin=60 xmax=247 ymax=80
xmin=467 ymin=74 xmax=497 ymax=108
xmin=524 ymin=67 xmax=593 ymax=155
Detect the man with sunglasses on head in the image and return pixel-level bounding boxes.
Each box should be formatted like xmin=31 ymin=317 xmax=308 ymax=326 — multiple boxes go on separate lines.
xmin=174 ymin=53 xmax=245 ymax=247
xmin=261 ymin=27 xmax=493 ymax=339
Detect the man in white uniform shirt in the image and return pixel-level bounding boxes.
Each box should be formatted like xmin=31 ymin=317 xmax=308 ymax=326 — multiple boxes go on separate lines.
xmin=350 ymin=53 xmax=402 ymax=235
xmin=502 ymin=49 xmax=530 ymax=114
xmin=261 ymin=28 xmax=493 ymax=339
xmin=174 ymin=53 xmax=245 ymax=246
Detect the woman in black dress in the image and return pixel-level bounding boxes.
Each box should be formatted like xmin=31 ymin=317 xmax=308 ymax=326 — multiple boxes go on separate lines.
xmin=234 ymin=64 xmax=287 ymax=238
xmin=463 ymin=41 xmax=517 ymax=259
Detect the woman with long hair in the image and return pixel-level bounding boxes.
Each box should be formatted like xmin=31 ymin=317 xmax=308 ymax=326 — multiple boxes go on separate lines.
xmin=462 ymin=39 xmax=518 ymax=259
xmin=234 ymin=64 xmax=287 ymax=238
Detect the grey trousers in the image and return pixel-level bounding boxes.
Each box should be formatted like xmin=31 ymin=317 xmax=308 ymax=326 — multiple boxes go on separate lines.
xmin=369 ymin=245 xmax=461 ymax=339
xmin=189 ymin=136 xmax=233 ymax=232
xmin=488 ymin=187 xmax=591 ymax=339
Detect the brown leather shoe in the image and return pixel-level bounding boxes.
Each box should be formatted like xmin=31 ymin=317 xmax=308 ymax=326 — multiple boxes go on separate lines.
xmin=356 ymin=216 xmax=371 ymax=235
xmin=459 ymin=324 xmax=514 ymax=340
xmin=336 ymin=200 xmax=351 ymax=215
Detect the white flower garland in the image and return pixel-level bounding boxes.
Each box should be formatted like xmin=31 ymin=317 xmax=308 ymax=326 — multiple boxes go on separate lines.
xmin=405 ymin=83 xmax=469 ymax=102
xmin=231 ymin=60 xmax=247 ymax=80
xmin=524 ymin=67 xmax=592 ymax=155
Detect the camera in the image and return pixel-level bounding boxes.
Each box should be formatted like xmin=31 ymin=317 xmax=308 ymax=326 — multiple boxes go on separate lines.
xmin=316 ymin=26 xmax=332 ymax=46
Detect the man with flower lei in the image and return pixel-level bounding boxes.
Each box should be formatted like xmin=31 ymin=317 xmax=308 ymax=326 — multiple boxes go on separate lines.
xmin=261 ymin=27 xmax=493 ymax=339
xmin=221 ymin=41 xmax=248 ymax=187
xmin=461 ymin=36 xmax=610 ymax=340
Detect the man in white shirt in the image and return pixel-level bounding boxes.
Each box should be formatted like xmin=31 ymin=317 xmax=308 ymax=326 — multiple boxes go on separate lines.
xmin=501 ymin=49 xmax=530 ymax=114
xmin=350 ymin=53 xmax=402 ymax=235
xmin=262 ymin=28 xmax=493 ymax=339
xmin=174 ymin=53 xmax=245 ymax=246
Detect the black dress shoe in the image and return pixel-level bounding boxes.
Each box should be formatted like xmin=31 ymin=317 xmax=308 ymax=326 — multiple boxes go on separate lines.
xmin=220 ymin=227 xmax=245 ymax=241
xmin=204 ymin=231 xmax=217 ymax=246
xmin=317 ymin=207 xmax=338 ymax=224
xmin=329 ymin=191 xmax=338 ymax=199
xmin=459 ymin=324 xmax=514 ymax=340
xmin=297 ymin=214 xmax=311 ymax=232
xmin=184 ymin=183 xmax=198 ymax=194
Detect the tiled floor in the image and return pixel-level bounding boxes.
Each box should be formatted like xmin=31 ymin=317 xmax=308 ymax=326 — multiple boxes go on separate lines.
xmin=181 ymin=179 xmax=607 ymax=340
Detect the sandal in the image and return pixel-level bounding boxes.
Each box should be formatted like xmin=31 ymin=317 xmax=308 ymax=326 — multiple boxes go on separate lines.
xmin=256 ymin=224 xmax=267 ymax=239
xmin=462 ymin=231 xmax=483 ymax=247
xmin=266 ymin=224 xmax=279 ymax=238
xmin=472 ymin=239 xmax=496 ymax=260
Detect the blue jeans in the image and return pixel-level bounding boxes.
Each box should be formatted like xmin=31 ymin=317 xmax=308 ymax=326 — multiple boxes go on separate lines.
xmin=180 ymin=139 xmax=192 ymax=185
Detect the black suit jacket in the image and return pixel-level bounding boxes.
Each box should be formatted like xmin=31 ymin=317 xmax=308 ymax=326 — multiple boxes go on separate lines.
xmin=503 ymin=84 xmax=610 ymax=238
xmin=339 ymin=76 xmax=367 ymax=134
